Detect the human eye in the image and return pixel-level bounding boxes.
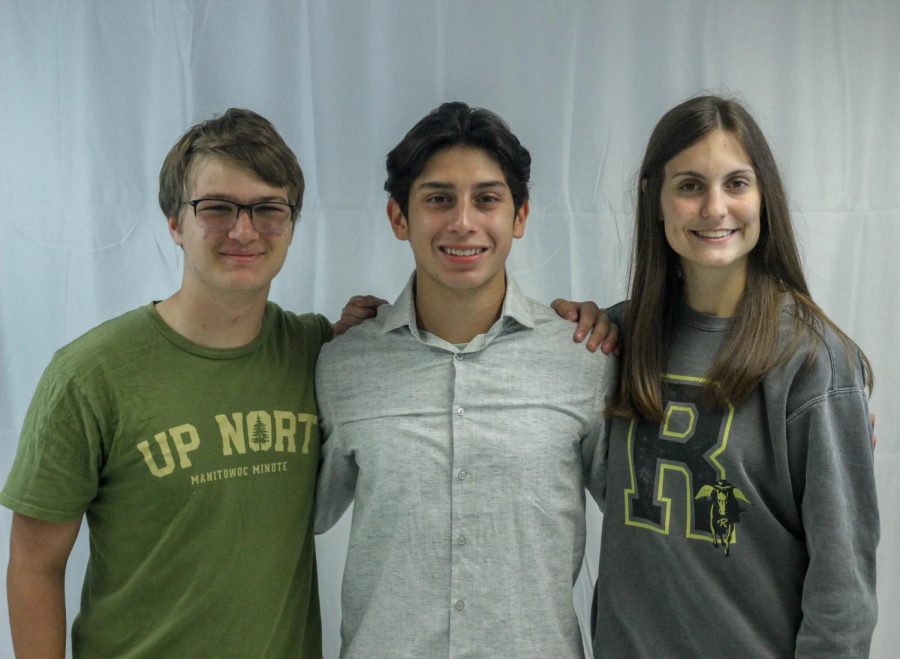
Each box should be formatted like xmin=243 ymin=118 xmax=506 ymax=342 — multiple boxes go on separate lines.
xmin=727 ymin=177 xmax=751 ymax=192
xmin=249 ymin=203 xmax=291 ymax=234
xmin=476 ymin=192 xmax=501 ymax=204
xmin=253 ymin=202 xmax=290 ymax=219
xmin=426 ymin=193 xmax=451 ymax=205
xmin=196 ymin=199 xmax=235 ymax=216
xmin=194 ymin=200 xmax=237 ymax=231
xmin=677 ymin=180 xmax=702 ymax=194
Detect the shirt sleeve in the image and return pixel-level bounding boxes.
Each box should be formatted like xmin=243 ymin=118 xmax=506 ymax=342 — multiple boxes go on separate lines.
xmin=313 ymin=346 xmax=357 ymax=534
xmin=0 ymin=359 xmax=101 ymax=521
xmin=582 ymin=418 xmax=610 ymax=511
xmin=788 ymin=387 xmax=879 ymax=657
xmin=582 ymin=354 xmax=618 ymax=511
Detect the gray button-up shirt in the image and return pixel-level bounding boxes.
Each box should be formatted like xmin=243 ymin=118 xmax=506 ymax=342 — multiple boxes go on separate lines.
xmin=315 ymin=275 xmax=616 ymax=659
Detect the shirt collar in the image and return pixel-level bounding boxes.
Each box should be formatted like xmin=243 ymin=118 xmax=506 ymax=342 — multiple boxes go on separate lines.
xmin=381 ymin=272 xmax=420 ymax=335
xmin=380 ymin=272 xmax=536 ymax=340
xmin=498 ymin=276 xmax=535 ymax=330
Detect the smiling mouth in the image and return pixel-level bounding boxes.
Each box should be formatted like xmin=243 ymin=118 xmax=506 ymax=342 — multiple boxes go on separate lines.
xmin=222 ymin=251 xmax=263 ymax=259
xmin=693 ymin=229 xmax=737 ymax=238
xmin=441 ymin=247 xmax=487 ymax=256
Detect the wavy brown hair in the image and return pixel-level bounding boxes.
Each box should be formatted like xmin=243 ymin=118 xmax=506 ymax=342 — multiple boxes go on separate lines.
xmin=158 ymin=108 xmax=304 ymax=224
xmin=611 ymin=95 xmax=873 ymax=420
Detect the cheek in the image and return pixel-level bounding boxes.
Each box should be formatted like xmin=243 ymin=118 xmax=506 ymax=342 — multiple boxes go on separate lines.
xmin=739 ymin=200 xmax=762 ymax=224
xmin=745 ymin=219 xmax=762 ymax=249
xmin=659 ymin=198 xmax=687 ymax=231
xmin=736 ymin=200 xmax=762 ymax=234
xmin=406 ymin=229 xmax=434 ymax=258
xmin=661 ymin=221 xmax=682 ymax=253
xmin=664 ymin=197 xmax=696 ymax=222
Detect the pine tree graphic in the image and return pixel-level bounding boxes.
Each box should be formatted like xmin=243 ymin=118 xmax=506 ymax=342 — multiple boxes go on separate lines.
xmin=249 ymin=415 xmax=271 ymax=451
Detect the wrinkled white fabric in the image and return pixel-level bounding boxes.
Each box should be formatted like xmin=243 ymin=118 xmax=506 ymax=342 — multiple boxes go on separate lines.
xmin=1 ymin=1 xmax=897 ymax=657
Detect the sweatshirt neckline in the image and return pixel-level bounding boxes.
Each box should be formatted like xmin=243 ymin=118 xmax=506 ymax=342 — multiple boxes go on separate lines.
xmin=677 ymin=301 xmax=732 ymax=332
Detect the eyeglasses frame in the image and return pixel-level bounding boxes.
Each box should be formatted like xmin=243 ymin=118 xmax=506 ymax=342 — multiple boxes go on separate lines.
xmin=182 ymin=197 xmax=299 ymax=235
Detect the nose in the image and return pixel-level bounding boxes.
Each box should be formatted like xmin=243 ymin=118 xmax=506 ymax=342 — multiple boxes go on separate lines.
xmin=448 ymin=200 xmax=475 ymax=234
xmin=702 ymin=186 xmax=727 ymax=220
xmin=228 ymin=207 xmax=259 ymax=241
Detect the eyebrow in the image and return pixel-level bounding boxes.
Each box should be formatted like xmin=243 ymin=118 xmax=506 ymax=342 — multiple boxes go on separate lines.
xmin=194 ymin=194 xmax=289 ymax=203
xmin=670 ymin=168 xmax=755 ymax=179
xmin=415 ymin=180 xmax=508 ymax=192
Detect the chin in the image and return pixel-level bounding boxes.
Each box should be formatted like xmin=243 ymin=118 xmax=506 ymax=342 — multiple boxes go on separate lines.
xmin=220 ymin=274 xmax=271 ymax=291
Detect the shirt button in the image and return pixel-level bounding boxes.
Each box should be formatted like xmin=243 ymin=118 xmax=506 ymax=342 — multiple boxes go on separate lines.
xmin=456 ymin=407 xmax=465 ymax=416
xmin=457 ymin=535 xmax=467 ymax=545
xmin=454 ymin=353 xmax=463 ymax=361
xmin=457 ymin=469 xmax=468 ymax=480
xmin=455 ymin=599 xmax=465 ymax=611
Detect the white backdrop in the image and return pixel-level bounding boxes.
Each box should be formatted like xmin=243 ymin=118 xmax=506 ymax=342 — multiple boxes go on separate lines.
xmin=1 ymin=1 xmax=897 ymax=657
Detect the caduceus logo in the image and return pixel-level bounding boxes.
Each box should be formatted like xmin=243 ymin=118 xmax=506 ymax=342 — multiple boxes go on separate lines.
xmin=694 ymin=479 xmax=751 ymax=557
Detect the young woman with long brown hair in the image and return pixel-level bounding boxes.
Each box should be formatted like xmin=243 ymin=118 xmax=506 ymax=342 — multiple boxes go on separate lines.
xmin=592 ymin=95 xmax=878 ymax=657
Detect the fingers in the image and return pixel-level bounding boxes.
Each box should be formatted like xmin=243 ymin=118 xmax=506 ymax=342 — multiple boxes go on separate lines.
xmin=341 ymin=296 xmax=386 ymax=321
xmin=569 ymin=302 xmax=623 ymax=355
xmin=574 ymin=302 xmax=603 ymax=349
xmin=598 ymin=320 xmax=620 ymax=356
xmin=332 ymin=295 xmax=388 ymax=337
xmin=552 ymin=299 xmax=619 ymax=355
xmin=551 ymin=298 xmax=579 ymax=322
xmin=331 ymin=320 xmax=350 ymax=337
xmin=343 ymin=295 xmax=388 ymax=319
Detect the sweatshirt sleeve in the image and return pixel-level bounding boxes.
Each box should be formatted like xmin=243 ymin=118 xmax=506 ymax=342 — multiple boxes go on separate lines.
xmin=788 ymin=384 xmax=879 ymax=657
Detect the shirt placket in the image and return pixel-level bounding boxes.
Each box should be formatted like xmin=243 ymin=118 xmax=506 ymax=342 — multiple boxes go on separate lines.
xmin=449 ymin=349 xmax=473 ymax=657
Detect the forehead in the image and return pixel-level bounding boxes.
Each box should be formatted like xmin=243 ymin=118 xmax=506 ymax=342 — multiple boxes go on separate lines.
xmin=664 ymin=129 xmax=753 ymax=176
xmin=414 ymin=145 xmax=508 ymax=188
xmin=187 ymin=155 xmax=286 ymax=198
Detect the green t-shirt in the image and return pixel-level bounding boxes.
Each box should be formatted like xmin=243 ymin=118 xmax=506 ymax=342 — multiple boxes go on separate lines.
xmin=1 ymin=302 xmax=331 ymax=658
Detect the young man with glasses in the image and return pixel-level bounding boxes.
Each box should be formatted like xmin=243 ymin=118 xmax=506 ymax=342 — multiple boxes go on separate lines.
xmin=2 ymin=109 xmax=346 ymax=657
xmin=314 ymin=102 xmax=617 ymax=658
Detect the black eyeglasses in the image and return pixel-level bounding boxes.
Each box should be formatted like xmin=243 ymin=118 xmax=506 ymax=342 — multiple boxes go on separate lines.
xmin=184 ymin=198 xmax=298 ymax=235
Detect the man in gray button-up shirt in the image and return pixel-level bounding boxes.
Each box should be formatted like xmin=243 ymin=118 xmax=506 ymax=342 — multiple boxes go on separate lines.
xmin=315 ymin=102 xmax=617 ymax=658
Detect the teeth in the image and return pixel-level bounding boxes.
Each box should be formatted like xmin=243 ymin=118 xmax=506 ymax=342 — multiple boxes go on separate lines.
xmin=444 ymin=247 xmax=484 ymax=256
xmin=695 ymin=229 xmax=735 ymax=238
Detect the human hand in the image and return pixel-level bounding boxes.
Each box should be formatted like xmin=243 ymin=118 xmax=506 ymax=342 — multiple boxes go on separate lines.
xmin=550 ymin=299 xmax=620 ymax=355
xmin=332 ymin=295 xmax=388 ymax=336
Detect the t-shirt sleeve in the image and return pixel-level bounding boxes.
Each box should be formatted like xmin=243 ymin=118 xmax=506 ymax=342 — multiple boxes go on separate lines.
xmin=788 ymin=382 xmax=878 ymax=656
xmin=0 ymin=358 xmax=102 ymax=521
xmin=315 ymin=313 xmax=335 ymax=344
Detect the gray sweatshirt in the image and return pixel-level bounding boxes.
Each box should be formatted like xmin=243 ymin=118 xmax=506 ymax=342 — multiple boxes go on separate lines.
xmin=593 ymin=301 xmax=878 ymax=658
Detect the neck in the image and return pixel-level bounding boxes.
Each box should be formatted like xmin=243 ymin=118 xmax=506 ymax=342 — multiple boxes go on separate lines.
xmin=155 ymin=285 xmax=270 ymax=348
xmin=413 ymin=273 xmax=507 ymax=344
xmin=682 ymin=263 xmax=746 ymax=318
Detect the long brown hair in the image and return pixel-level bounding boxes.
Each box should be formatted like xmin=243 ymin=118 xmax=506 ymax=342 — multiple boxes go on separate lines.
xmin=611 ymin=95 xmax=873 ymax=420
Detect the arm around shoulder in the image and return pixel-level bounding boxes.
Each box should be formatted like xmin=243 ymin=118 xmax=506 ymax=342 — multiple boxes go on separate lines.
xmin=7 ymin=512 xmax=82 ymax=659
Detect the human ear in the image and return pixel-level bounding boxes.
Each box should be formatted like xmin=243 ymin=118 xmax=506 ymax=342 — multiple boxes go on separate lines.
xmin=167 ymin=215 xmax=184 ymax=246
xmin=513 ymin=199 xmax=529 ymax=239
xmin=387 ymin=198 xmax=409 ymax=240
